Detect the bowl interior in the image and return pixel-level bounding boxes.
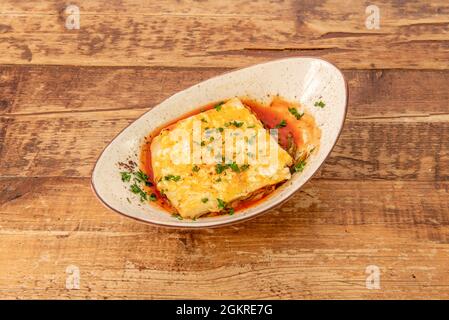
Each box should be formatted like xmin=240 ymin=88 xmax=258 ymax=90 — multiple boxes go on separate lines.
xmin=92 ymin=57 xmax=347 ymax=228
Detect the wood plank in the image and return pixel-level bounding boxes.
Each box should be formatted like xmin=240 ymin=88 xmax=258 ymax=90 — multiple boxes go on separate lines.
xmin=1 ymin=66 xmax=449 ymax=117
xmin=0 ymin=0 xmax=448 ymax=68
xmin=0 ymin=65 xmax=223 ymax=115
xmin=1 ymin=178 xmax=448 ymax=233
xmin=1 ymin=234 xmax=448 ymax=299
xmin=0 ymin=0 xmax=298 ymax=16
xmin=0 ymin=66 xmax=448 ymax=180
xmin=0 ymin=178 xmax=448 ymax=299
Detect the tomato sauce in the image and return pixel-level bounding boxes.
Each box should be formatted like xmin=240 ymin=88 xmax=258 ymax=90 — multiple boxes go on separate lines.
xmin=242 ymin=97 xmax=304 ymax=149
xmin=140 ymin=138 xmax=175 ymax=212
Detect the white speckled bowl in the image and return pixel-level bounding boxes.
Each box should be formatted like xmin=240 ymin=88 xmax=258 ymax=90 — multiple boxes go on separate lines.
xmin=92 ymin=57 xmax=348 ymax=228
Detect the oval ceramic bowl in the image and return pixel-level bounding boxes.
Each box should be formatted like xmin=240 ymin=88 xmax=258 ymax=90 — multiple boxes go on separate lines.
xmin=92 ymin=57 xmax=348 ymax=228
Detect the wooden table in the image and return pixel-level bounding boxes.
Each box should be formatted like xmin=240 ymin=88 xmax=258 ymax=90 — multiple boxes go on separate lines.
xmin=0 ymin=0 xmax=448 ymax=299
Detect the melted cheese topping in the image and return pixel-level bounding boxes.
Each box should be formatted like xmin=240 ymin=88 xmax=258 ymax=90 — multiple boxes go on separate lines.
xmin=150 ymin=98 xmax=293 ymax=219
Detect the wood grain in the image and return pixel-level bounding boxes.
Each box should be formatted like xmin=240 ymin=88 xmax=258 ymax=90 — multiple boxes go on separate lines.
xmin=0 ymin=65 xmax=448 ymax=299
xmin=0 ymin=0 xmax=449 ymax=300
xmin=1 ymin=66 xmax=449 ymax=117
xmin=1 ymin=112 xmax=448 ymax=180
xmin=1 ymin=178 xmax=449 ymax=299
xmin=0 ymin=0 xmax=448 ymax=68
xmin=1 ymin=66 xmax=448 ymax=180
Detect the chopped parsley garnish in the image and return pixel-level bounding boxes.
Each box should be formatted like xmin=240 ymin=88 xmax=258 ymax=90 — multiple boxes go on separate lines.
xmin=130 ymin=183 xmax=147 ymax=202
xmin=288 ymin=107 xmax=304 ymax=120
xmin=293 ymin=160 xmax=307 ymax=172
xmin=216 ymin=162 xmax=249 ymax=174
xmin=200 ymin=141 xmax=206 ymax=146
xmin=275 ymin=119 xmax=287 ymax=128
xmin=215 ymin=163 xmax=228 ymax=174
xmin=218 ymin=127 xmax=224 ymax=132
xmin=216 ymin=198 xmax=234 ymax=215
xmin=149 ymin=193 xmax=157 ymax=202
xmin=314 ymin=100 xmax=326 ymax=108
xmin=120 ymin=172 xmax=131 ymax=182
xmin=201 ymin=118 xmax=208 ymax=123
xmin=209 ymin=136 xmax=215 ymax=142
xmin=192 ymin=165 xmax=200 ymax=172
xmin=135 ymin=169 xmax=152 ymax=186
xmin=225 ymin=120 xmax=244 ymax=128
xmin=172 ymin=213 xmax=183 ymax=220
xmin=247 ymin=124 xmax=256 ymax=128
xmin=201 ymin=198 xmax=209 ymax=203
xmin=229 ymin=162 xmax=240 ymax=172
xmin=120 ymin=167 xmax=156 ymax=202
xmin=164 ymin=174 xmax=181 ymax=182
xmin=214 ymin=102 xmax=224 ymax=111
xmin=217 ymin=198 xmax=227 ymax=209
xmin=215 ymin=178 xmax=222 ymax=182
xmin=130 ymin=183 xmax=142 ymax=194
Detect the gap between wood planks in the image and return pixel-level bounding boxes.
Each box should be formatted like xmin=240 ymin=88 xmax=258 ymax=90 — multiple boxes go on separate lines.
xmin=3 ymin=109 xmax=449 ymax=122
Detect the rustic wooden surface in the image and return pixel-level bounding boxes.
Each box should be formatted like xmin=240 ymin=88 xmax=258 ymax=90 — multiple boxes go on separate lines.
xmin=0 ymin=0 xmax=448 ymax=299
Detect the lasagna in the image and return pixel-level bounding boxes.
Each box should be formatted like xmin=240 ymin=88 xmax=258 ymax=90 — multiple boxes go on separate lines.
xmin=150 ymin=98 xmax=294 ymax=219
